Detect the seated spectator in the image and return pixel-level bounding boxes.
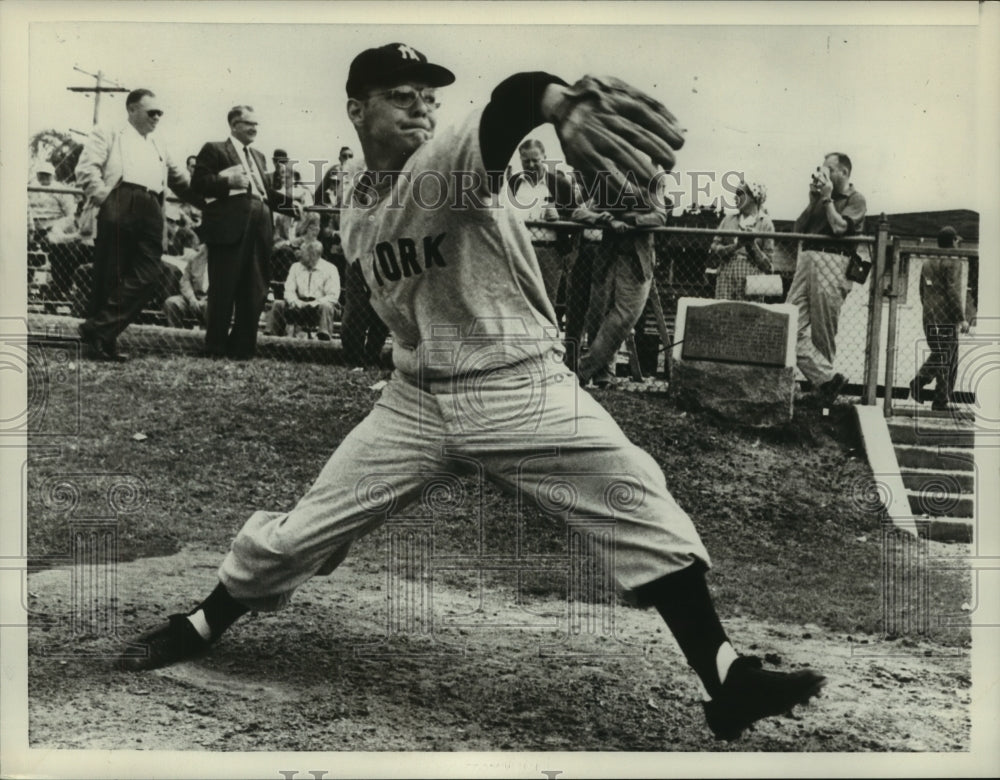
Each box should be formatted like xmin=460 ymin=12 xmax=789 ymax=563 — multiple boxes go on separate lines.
xmin=272 ymin=212 xmax=322 ymax=285
xmin=28 ymin=161 xmax=89 ymax=300
xmin=163 ymin=239 xmax=210 ymax=329
xmin=707 ymin=179 xmax=775 ymax=300
xmin=266 ymin=238 xmax=341 ymax=340
xmin=572 ymin=186 xmax=667 ymax=387
xmin=28 ymin=161 xmax=76 ymax=238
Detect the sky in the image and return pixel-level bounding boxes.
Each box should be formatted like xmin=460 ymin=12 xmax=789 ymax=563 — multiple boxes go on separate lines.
xmin=17 ymin=2 xmax=993 ymax=221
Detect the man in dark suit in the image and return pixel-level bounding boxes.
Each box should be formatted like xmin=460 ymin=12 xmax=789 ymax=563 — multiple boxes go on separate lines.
xmin=192 ymin=105 xmax=300 ymax=359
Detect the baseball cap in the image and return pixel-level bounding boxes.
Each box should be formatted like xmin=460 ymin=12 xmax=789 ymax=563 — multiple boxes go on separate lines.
xmin=273 ymin=148 xmax=289 ymax=160
xmin=36 ymin=161 xmax=55 ymax=175
xmin=938 ymin=225 xmax=961 ymax=241
xmin=346 ymin=43 xmax=455 ymax=98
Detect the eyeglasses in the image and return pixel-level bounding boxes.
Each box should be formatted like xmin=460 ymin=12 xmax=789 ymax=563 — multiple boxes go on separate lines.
xmin=371 ymin=87 xmax=440 ymax=110
xmin=146 ymin=110 xmax=164 ymax=119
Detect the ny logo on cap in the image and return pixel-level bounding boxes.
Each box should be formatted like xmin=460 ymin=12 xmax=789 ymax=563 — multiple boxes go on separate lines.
xmin=397 ymin=43 xmax=420 ymax=61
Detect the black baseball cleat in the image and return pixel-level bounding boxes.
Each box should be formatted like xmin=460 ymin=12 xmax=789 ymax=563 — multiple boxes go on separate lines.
xmin=703 ymin=655 xmax=826 ymax=741
xmin=120 ymin=614 xmax=213 ymax=671
xmin=909 ymin=377 xmax=926 ymax=404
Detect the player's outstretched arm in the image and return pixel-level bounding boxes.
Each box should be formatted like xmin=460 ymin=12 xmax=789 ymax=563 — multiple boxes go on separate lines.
xmin=479 ymin=73 xmax=684 ymax=207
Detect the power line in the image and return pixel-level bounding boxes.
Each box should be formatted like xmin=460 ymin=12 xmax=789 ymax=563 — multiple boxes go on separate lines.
xmin=66 ymin=67 xmax=129 ymax=125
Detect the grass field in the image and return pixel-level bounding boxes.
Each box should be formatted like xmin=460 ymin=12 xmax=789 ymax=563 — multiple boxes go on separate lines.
xmin=26 ymin=347 xmax=971 ymax=646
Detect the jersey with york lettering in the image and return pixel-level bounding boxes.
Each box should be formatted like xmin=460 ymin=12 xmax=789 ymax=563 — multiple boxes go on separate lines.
xmin=340 ymin=109 xmax=565 ymax=385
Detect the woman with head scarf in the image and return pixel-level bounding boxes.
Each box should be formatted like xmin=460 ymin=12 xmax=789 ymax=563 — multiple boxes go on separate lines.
xmin=707 ymin=179 xmax=775 ymax=300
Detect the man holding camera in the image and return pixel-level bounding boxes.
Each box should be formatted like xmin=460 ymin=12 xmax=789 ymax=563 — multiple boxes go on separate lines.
xmin=786 ymin=152 xmax=867 ymax=405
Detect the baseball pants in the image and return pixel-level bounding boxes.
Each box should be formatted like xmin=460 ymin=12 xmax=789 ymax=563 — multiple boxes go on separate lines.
xmin=218 ymin=366 xmax=710 ymax=611
xmin=785 ymin=250 xmax=853 ymax=387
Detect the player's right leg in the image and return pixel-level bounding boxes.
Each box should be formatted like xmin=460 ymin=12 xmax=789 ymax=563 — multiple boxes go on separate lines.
xmin=119 ymin=378 xmax=450 ymax=671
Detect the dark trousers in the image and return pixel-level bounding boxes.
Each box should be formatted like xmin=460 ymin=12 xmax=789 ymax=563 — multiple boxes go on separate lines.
xmin=563 ymin=241 xmax=598 ymax=371
xmin=81 ymin=185 xmax=164 ymax=345
xmin=204 ymin=200 xmax=272 ymax=358
xmin=915 ymin=321 xmax=959 ymax=403
xmin=340 ymin=263 xmax=389 ymax=366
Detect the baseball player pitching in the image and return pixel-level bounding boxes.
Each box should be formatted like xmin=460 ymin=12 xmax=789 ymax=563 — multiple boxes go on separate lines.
xmin=121 ymin=43 xmax=825 ymax=741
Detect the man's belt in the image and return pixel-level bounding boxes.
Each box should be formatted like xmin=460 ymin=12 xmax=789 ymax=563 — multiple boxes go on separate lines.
xmin=801 ymin=241 xmax=855 ymax=257
xmin=118 ymin=181 xmax=163 ymax=199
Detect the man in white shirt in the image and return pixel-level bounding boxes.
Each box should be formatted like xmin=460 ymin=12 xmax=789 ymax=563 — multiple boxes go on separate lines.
xmin=75 ymin=88 xmax=201 ymax=361
xmin=163 ymin=243 xmax=210 ymax=329
xmin=266 ymin=234 xmax=341 ymax=340
xmin=504 ymin=139 xmax=579 ymax=314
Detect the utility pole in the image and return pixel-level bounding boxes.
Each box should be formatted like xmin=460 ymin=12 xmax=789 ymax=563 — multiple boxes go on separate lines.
xmin=66 ymin=66 xmax=128 ymax=125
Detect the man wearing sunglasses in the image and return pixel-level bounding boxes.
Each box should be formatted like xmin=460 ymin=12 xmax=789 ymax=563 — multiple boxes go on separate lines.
xmin=75 ymin=88 xmax=201 ymax=361
xmin=122 ymin=43 xmax=824 ymax=743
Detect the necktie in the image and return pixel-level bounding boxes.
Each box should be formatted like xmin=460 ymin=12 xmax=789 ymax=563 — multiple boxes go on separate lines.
xmin=243 ymin=146 xmax=265 ymax=197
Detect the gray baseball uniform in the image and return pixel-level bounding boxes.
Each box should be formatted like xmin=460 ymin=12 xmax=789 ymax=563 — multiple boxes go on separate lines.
xmin=217 ymin=107 xmax=709 ymax=611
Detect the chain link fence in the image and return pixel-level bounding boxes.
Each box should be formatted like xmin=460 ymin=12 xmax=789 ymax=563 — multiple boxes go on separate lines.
xmin=880 ymin=240 xmax=979 ymax=414
xmin=27 ymin=185 xmax=899 ymax=396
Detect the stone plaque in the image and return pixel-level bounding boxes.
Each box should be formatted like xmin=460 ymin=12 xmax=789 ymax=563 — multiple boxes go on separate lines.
xmin=681 ymin=302 xmax=789 ymax=367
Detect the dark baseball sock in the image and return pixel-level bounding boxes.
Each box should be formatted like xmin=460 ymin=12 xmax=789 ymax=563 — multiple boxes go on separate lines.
xmin=190 ymin=582 xmax=249 ymax=640
xmin=636 ymin=562 xmax=731 ymax=699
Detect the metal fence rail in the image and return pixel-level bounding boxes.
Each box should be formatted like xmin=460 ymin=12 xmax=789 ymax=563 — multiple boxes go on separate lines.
xmin=25 ymin=184 xmax=924 ymax=402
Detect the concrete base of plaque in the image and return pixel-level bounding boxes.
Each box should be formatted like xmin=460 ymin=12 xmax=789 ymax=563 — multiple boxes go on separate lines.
xmin=671 ymin=361 xmax=796 ymax=426
xmin=669 ymin=298 xmax=799 ymax=427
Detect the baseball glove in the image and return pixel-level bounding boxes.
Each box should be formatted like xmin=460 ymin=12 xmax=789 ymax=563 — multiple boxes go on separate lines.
xmin=553 ymin=75 xmax=684 ymax=204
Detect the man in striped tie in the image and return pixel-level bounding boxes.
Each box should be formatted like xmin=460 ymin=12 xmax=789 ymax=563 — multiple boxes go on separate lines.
xmin=191 ymin=105 xmax=301 ymax=359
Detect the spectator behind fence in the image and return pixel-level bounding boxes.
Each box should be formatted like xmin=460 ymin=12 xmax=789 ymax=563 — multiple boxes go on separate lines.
xmin=504 ymin=139 xmax=579 ymax=309
xmin=707 ymin=180 xmax=775 ymax=300
xmin=272 ymin=211 xmax=321 ymax=285
xmin=192 ymin=104 xmax=301 ymax=360
xmin=28 ymin=161 xmax=76 ymax=236
xmin=909 ymin=226 xmax=971 ymax=412
xmin=28 ymin=160 xmax=88 ymax=297
xmin=270 ymin=148 xmax=289 ymax=191
xmin=573 ymin=187 xmax=667 ymax=387
xmin=340 ymin=253 xmax=389 ymax=368
xmin=785 ymin=152 xmax=867 ymax=405
xmin=314 ymin=146 xmax=359 ymax=210
xmin=75 ymin=88 xmax=201 ymax=362
xmin=163 ymin=235 xmax=210 ymax=329
xmin=266 ymin=239 xmax=341 ymax=341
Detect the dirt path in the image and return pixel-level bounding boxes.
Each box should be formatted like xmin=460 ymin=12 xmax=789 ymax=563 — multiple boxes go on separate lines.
xmin=26 ymin=546 xmax=969 ymax=752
